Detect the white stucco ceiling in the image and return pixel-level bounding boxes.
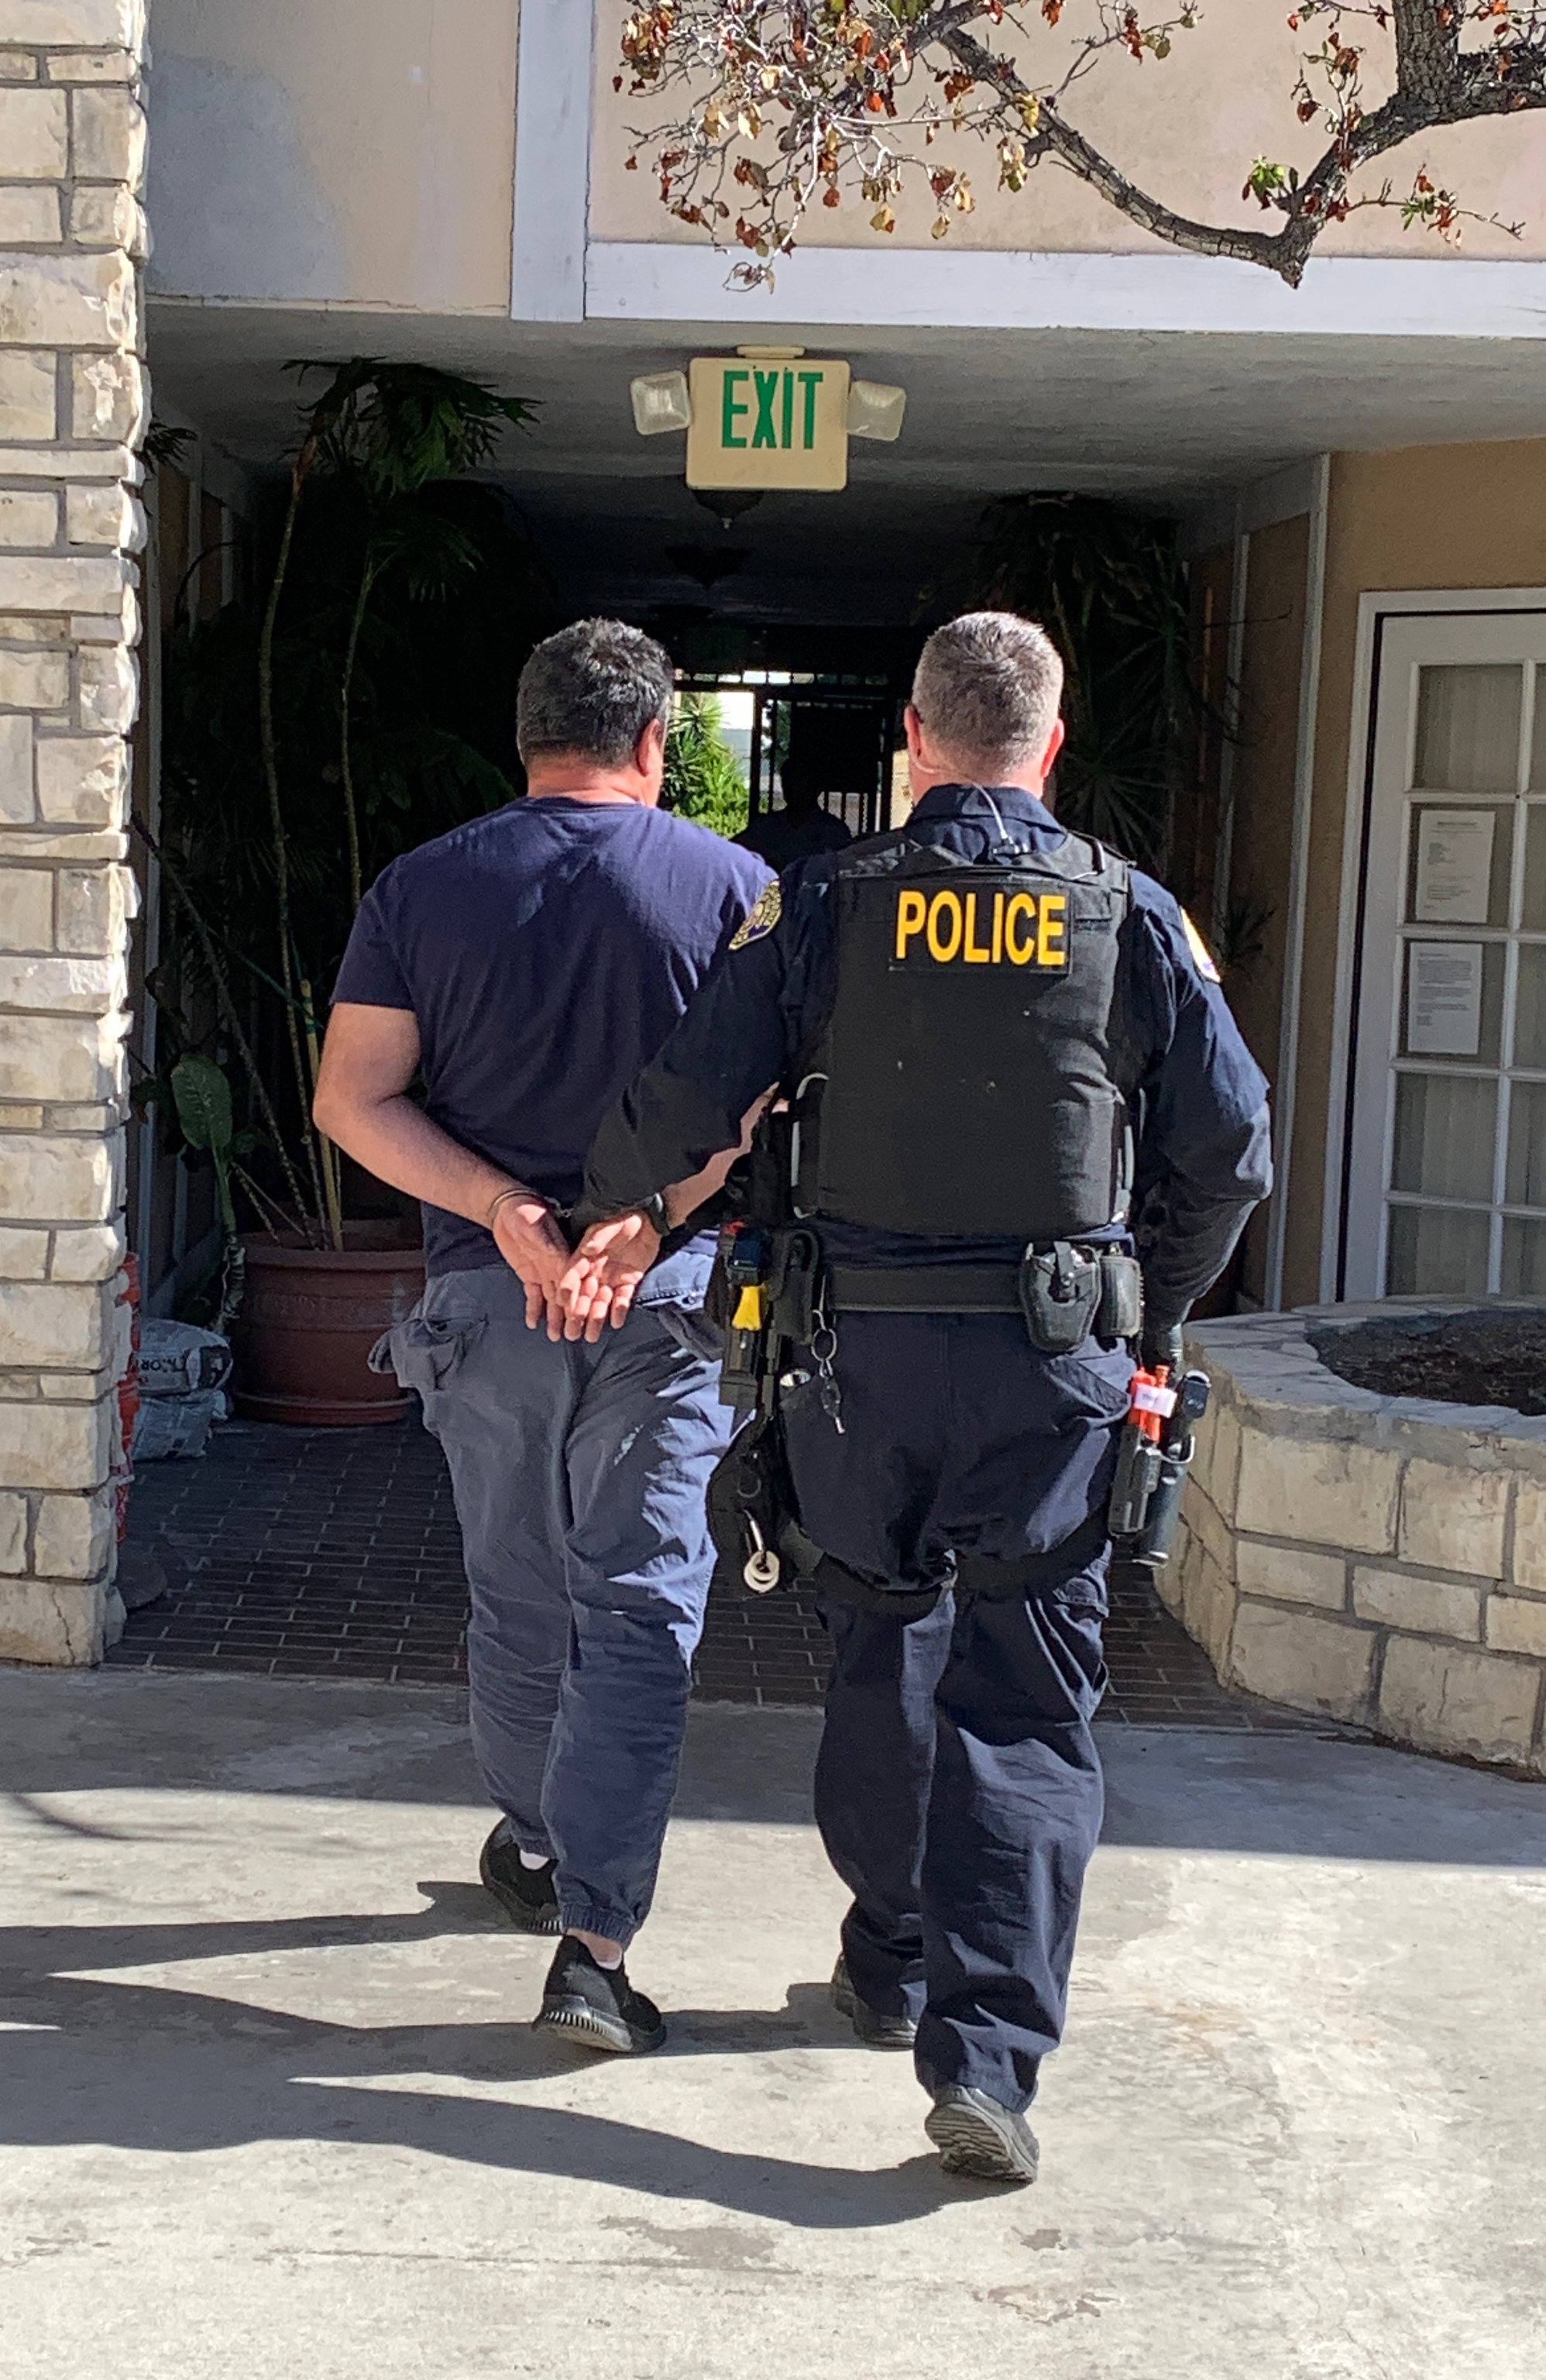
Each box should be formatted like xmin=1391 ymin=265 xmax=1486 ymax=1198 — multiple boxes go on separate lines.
xmin=148 ymin=301 xmax=1546 ymax=626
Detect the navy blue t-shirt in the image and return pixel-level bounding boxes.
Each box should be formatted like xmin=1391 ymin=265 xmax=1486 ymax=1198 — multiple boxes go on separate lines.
xmin=333 ymin=796 xmax=772 ymax=1275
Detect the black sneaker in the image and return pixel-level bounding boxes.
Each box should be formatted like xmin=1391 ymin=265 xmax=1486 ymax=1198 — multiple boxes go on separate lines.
xmin=479 ymin=1822 xmax=561 ymax=1936
xmin=925 ymin=2086 xmax=1040 ymax=2185
xmin=830 ymin=1954 xmax=917 ymax=2049
xmin=534 ymin=1936 xmax=666 ymax=2056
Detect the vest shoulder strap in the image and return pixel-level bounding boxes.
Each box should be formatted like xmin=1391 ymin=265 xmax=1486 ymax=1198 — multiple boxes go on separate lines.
xmin=830 ymin=823 xmax=1132 ymax=897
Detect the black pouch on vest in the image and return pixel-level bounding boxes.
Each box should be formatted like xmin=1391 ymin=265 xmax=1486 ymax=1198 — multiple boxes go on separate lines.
xmin=769 ymin=1226 xmax=823 ymax=1346
xmin=704 ymin=1241 xmax=733 ymax=1331
xmin=1094 ymin=1250 xmax=1143 ymax=1343
xmin=1019 ymin=1240 xmax=1102 ymax=1353
xmin=733 ymin=1104 xmax=795 ymax=1232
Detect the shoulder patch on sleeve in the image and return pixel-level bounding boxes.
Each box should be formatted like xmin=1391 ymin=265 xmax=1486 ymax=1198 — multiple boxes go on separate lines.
xmin=1180 ymin=908 xmax=1221 ymax=985
xmin=730 ymin=879 xmax=782 ymax=950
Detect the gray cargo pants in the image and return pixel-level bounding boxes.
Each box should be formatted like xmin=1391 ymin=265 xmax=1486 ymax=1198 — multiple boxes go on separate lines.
xmin=375 ymin=1256 xmax=733 ymax=1948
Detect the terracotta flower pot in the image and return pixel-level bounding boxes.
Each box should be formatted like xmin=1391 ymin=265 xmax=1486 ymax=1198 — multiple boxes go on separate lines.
xmin=232 ymin=1225 xmax=426 ymax=1426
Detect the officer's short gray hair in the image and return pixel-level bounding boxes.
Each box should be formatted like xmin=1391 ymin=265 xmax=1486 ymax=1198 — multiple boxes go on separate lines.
xmin=911 ymin=611 xmax=1063 ymax=775
xmin=517 ymin=617 xmax=675 ymax=768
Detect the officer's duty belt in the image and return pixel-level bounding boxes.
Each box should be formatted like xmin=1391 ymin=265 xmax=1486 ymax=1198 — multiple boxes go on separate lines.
xmin=826 ymin=1262 xmax=1021 ymax=1312
xmin=826 ymin=1254 xmax=1118 ymax=1313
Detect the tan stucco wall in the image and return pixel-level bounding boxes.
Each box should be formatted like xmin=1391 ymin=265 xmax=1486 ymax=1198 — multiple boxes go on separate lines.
xmin=593 ymin=0 xmax=1546 ymax=260
xmin=146 ymin=0 xmax=519 ymax=309
xmin=1285 ymin=441 xmax=1546 ymax=1308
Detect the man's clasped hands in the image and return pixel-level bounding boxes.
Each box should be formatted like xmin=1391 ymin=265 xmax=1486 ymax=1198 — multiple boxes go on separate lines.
xmin=490 ymin=1195 xmax=665 ymax=1345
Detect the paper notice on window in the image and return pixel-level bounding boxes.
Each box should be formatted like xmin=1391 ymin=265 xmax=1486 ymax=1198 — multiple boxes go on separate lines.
xmin=1407 ymin=941 xmax=1484 ymax=1056
xmin=1414 ymin=810 xmax=1494 ymax=924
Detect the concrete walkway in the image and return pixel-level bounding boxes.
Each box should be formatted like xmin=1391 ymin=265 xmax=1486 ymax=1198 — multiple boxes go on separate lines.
xmin=2 ymin=1673 xmax=1543 ymax=2378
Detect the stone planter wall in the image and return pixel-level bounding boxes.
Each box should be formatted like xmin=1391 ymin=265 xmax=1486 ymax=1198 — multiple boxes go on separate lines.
xmin=1170 ymin=1302 xmax=1546 ymax=1776
xmin=0 ymin=2 xmax=146 ymax=1663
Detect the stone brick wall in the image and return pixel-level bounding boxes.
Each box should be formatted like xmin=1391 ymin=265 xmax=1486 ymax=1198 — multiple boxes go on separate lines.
xmin=1170 ymin=1304 xmax=1546 ymax=1776
xmin=0 ymin=1 xmax=146 ymax=1663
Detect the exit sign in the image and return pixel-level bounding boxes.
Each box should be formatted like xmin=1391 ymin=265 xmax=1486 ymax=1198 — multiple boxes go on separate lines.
xmin=686 ymin=355 xmax=852 ymax=492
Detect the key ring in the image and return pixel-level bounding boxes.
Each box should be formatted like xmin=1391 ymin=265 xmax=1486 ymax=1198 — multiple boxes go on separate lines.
xmin=809 ymin=1290 xmax=845 ymax=1436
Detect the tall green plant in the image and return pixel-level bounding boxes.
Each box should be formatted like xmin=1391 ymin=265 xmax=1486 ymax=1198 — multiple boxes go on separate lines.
xmin=170 ymin=1054 xmax=246 ymax=1333
xmin=661 ymin=694 xmax=748 ymax=838
xmin=252 ymin=360 xmax=535 ymax=1246
xmin=256 ymin=373 xmax=359 ymax=1236
xmin=967 ymin=494 xmax=1192 ymax=879
xmin=298 ymin=362 xmax=536 ymax=910
xmin=158 ymin=364 xmax=545 ymax=1262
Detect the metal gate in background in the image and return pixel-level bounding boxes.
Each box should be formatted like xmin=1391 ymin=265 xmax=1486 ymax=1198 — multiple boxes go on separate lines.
xmin=675 ymin=662 xmax=906 ymax=839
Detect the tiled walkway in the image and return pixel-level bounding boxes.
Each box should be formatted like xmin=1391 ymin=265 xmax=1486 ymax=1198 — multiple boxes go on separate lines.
xmin=111 ymin=1415 xmax=1324 ymax=1728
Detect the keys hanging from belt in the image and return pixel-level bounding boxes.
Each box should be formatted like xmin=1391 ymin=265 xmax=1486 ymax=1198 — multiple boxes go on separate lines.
xmin=809 ymin=1278 xmax=844 ymax=1436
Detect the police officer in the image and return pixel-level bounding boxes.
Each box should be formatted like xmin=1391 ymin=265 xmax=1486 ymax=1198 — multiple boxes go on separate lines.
xmin=314 ymin=618 xmax=771 ymax=2057
xmin=562 ymin=610 xmax=1271 ymax=2182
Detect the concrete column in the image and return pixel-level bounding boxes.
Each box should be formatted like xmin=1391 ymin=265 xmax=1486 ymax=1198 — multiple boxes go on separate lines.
xmin=0 ymin=1 xmax=146 ymax=1663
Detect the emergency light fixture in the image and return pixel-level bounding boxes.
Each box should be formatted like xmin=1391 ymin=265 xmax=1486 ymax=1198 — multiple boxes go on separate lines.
xmin=630 ymin=370 xmax=692 ymax=436
xmin=847 ymin=378 xmax=907 ymax=443
xmin=628 ymin=353 xmax=906 ymax=486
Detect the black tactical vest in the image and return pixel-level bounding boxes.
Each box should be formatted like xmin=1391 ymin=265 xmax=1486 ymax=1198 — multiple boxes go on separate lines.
xmin=793 ymin=827 xmax=1132 ymax=1239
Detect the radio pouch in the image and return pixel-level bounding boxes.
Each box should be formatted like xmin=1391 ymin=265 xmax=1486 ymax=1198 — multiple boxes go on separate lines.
xmin=1019 ymin=1240 xmax=1102 ymax=1353
xmin=769 ymin=1227 xmax=823 ymax=1346
xmin=1094 ymin=1250 xmax=1143 ymax=1343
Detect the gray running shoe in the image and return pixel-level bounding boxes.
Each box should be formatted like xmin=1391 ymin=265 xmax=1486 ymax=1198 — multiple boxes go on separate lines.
xmin=830 ymin=1954 xmax=917 ymax=2049
xmin=925 ymin=2086 xmax=1040 ymax=2184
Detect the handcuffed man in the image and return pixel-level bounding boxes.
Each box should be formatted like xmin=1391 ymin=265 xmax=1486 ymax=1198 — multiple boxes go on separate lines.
xmin=314 ymin=618 xmax=770 ymax=2055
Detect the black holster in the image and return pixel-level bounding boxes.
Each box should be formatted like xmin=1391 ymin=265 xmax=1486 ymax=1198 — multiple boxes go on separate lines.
xmin=706 ymin=1409 xmax=941 ymax=1622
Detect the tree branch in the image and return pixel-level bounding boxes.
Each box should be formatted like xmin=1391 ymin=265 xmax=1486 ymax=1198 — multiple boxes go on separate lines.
xmin=620 ymin=2 xmax=1546 ymax=291
xmin=942 ymin=9 xmax=1546 ymax=287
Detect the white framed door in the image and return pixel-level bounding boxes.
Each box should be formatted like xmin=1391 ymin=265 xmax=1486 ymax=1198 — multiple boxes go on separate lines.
xmin=1345 ymin=609 xmax=1546 ymax=1299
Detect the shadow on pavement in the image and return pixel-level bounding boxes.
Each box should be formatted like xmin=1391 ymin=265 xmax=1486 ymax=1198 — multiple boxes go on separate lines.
xmin=0 ymin=1891 xmax=955 ymax=2228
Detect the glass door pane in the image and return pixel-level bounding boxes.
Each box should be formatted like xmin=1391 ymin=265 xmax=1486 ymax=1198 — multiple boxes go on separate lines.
xmin=1522 ymin=806 xmax=1546 ymax=930
xmin=1513 ymin=943 xmax=1546 ymax=1067
xmin=1506 ymin=1082 xmax=1546 ymax=1206
xmin=1414 ymin=664 xmax=1522 ymax=790
xmin=1503 ymin=1218 xmax=1546 ymax=1296
xmin=1391 ymin=1075 xmax=1497 ymax=1201
xmin=1386 ymin=1206 xmax=1491 ymax=1297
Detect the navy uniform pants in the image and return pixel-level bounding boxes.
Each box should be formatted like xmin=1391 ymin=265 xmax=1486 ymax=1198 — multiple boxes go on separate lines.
xmin=782 ymin=1310 xmax=1129 ymax=2113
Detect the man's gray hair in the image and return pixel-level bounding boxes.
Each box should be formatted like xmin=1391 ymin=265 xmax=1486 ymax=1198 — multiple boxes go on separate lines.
xmin=517 ymin=617 xmax=675 ymax=768
xmin=911 ymin=610 xmax=1063 ymax=775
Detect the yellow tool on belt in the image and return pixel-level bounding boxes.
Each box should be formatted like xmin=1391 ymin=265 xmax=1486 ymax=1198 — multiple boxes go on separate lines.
xmin=731 ymin=1283 xmax=765 ymax=1331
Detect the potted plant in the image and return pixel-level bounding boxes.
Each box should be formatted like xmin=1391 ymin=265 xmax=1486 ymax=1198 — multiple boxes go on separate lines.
xmin=142 ymin=359 xmax=542 ymax=1422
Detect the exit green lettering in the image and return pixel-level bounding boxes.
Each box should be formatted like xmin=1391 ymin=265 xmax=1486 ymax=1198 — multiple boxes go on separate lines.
xmin=721 ymin=368 xmax=750 ymax=450
xmin=798 ymin=369 xmax=823 ymax=449
xmin=752 ymin=370 xmax=779 ymax=450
